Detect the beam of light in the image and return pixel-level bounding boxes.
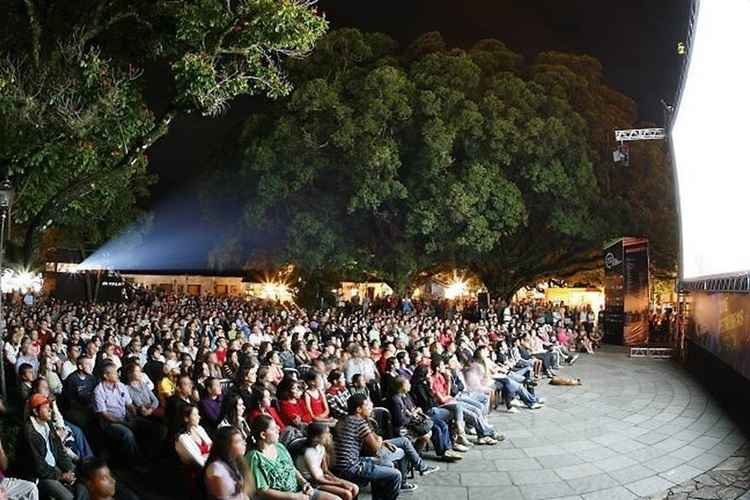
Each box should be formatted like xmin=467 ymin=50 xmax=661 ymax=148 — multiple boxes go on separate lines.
xmin=1 ymin=268 xmax=43 ymax=293
xmin=77 ymin=186 xmax=251 ymax=273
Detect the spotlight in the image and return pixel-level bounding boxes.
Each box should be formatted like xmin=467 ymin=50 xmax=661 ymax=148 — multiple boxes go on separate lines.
xmin=612 ymin=143 xmax=630 ymax=166
xmin=445 ymin=279 xmax=468 ymax=300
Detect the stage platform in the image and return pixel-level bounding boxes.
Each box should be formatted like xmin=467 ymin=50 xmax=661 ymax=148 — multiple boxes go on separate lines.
xmin=358 ymin=346 xmax=748 ymax=500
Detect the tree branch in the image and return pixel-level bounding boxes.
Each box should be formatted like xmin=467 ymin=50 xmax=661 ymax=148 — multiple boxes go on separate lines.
xmin=21 ymin=108 xmax=176 ymax=265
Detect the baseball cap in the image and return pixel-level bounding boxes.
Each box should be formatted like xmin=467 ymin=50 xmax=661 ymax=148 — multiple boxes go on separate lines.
xmin=29 ymin=393 xmax=50 ymax=410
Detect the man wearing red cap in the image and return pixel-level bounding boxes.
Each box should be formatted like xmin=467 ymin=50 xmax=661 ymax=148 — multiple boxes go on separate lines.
xmin=25 ymin=393 xmax=76 ymax=500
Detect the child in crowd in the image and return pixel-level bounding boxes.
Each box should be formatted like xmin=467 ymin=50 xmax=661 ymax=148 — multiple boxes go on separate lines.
xmin=349 ymin=374 xmax=369 ymax=398
xmin=295 ymin=422 xmax=359 ymax=500
xmin=303 ymin=372 xmax=336 ymax=426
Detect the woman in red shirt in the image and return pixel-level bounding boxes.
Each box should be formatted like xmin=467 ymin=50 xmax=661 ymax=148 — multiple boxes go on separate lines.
xmin=278 ymin=380 xmax=311 ymax=426
xmin=247 ymin=388 xmax=285 ymax=432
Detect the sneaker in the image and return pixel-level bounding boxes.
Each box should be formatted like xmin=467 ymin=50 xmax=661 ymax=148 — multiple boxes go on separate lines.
xmin=536 ymin=397 xmax=546 ymax=405
xmin=511 ymin=399 xmax=523 ymax=407
xmin=477 ymin=436 xmax=498 ymax=445
xmin=456 ymin=434 xmax=472 ymax=446
xmin=420 ymin=465 xmax=440 ymax=476
xmin=466 ymin=427 xmax=478 ymax=436
xmin=402 ymin=483 xmax=418 ymax=492
xmin=491 ymin=432 xmax=506 ymax=441
xmin=444 ymin=449 xmax=464 ymax=460
xmin=527 ymin=403 xmax=543 ymax=410
xmin=506 ymin=407 xmax=519 ymax=414
xmin=453 ymin=443 xmax=470 ymax=452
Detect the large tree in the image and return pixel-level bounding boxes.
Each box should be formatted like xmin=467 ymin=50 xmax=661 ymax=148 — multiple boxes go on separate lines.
xmin=0 ymin=0 xmax=327 ymax=266
xmin=208 ymin=29 xmax=677 ymax=300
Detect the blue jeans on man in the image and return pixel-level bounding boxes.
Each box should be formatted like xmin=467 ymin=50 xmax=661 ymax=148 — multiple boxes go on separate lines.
xmin=337 ymin=457 xmax=401 ymax=500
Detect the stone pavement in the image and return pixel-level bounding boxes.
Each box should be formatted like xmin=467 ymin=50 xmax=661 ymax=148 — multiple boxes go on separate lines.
xmin=645 ymin=444 xmax=750 ymax=500
xmin=361 ymin=346 xmax=749 ymax=500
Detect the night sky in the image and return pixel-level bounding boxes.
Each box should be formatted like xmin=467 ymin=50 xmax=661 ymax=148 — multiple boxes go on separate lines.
xmin=145 ymin=0 xmax=691 ymax=214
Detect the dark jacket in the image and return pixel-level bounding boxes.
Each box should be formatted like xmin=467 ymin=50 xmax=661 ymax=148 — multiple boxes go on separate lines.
xmin=25 ymin=419 xmax=74 ymax=480
xmin=390 ymin=394 xmax=415 ymax=432
xmin=410 ymin=380 xmax=436 ymax=413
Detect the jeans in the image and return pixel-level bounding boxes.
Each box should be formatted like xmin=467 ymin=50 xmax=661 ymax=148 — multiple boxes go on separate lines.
xmin=457 ymin=392 xmax=489 ymax=414
xmin=64 ymin=420 xmax=94 ymax=460
xmin=428 ymin=406 xmax=453 ymax=423
xmin=498 ymin=377 xmax=537 ymax=409
xmin=37 ymin=479 xmax=73 ymax=500
xmin=440 ymin=402 xmax=465 ymax=430
xmin=380 ymin=437 xmax=425 ymax=471
xmin=511 ymin=364 xmax=533 ymax=382
xmin=335 ymin=458 xmax=401 ymax=500
xmin=460 ymin=403 xmax=494 ymax=437
xmin=100 ymin=421 xmax=140 ymax=463
xmin=429 ymin=416 xmax=452 ymax=455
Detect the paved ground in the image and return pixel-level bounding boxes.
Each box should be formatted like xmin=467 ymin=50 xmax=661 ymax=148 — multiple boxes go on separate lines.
xmin=361 ymin=346 xmax=749 ymax=500
xmin=645 ymin=443 xmax=750 ymax=500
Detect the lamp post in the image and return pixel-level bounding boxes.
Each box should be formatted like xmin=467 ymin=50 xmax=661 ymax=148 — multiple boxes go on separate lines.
xmin=0 ymin=178 xmax=14 ymax=401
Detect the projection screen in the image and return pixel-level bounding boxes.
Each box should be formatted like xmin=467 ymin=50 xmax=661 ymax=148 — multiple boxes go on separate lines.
xmin=671 ymin=0 xmax=750 ymax=280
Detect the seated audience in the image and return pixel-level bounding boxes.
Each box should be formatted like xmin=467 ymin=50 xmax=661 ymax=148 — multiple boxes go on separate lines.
xmin=25 ymin=394 xmax=76 ymax=500
xmin=246 ymin=415 xmax=336 ymax=500
xmin=175 ymin=404 xmax=213 ymax=467
xmin=93 ymin=363 xmax=143 ymax=466
xmin=198 ymin=377 xmax=224 ymax=431
xmin=204 ymin=427 xmax=250 ymax=500
xmin=217 ymin=395 xmax=251 ymax=443
xmin=0 ymin=435 xmax=39 ymax=500
xmin=296 ymin=423 xmax=359 ymax=500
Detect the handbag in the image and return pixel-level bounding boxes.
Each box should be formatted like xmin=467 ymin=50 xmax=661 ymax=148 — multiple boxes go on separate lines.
xmin=407 ymin=413 xmax=433 ymax=437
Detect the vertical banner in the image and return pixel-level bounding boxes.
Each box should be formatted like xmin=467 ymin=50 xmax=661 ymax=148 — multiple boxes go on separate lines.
xmin=623 ymin=238 xmax=650 ymax=345
xmin=603 ymin=239 xmax=625 ymax=344
xmin=603 ymin=237 xmax=651 ymax=345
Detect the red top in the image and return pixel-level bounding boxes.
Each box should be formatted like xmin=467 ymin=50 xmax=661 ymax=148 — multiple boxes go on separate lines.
xmin=248 ymin=407 xmax=286 ymax=432
xmin=430 ymin=373 xmax=451 ymax=405
xmin=306 ymin=390 xmax=326 ymax=419
xmin=198 ymin=439 xmax=211 ymax=456
xmin=279 ymin=398 xmax=312 ymax=425
xmin=215 ymin=349 xmax=226 ymax=364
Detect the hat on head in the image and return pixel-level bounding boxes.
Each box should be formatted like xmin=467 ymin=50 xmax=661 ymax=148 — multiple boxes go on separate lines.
xmin=29 ymin=393 xmax=50 ymax=410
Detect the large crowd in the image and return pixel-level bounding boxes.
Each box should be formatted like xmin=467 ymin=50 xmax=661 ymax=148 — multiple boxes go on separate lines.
xmin=0 ymin=289 xmax=602 ymax=500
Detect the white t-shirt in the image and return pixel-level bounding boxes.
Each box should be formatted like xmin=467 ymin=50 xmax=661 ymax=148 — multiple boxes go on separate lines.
xmin=295 ymin=444 xmax=325 ymax=481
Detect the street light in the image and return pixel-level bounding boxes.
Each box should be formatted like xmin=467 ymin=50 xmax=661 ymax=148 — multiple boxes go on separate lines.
xmin=0 ymin=178 xmax=14 ymax=401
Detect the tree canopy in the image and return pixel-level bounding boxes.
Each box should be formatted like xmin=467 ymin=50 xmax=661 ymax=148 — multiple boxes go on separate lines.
xmin=207 ymin=29 xmax=677 ymax=299
xmin=0 ymin=0 xmax=327 ymax=265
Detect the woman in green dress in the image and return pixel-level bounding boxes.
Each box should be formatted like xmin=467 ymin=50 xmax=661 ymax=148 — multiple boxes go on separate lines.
xmin=246 ymin=415 xmax=339 ymax=500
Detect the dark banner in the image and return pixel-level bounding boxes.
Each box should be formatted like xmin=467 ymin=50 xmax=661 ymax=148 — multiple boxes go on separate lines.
xmin=603 ymin=239 xmax=625 ymax=344
xmin=53 ymin=272 xmax=125 ymax=302
xmin=687 ymin=292 xmax=750 ymax=381
xmin=623 ymin=239 xmax=650 ymax=345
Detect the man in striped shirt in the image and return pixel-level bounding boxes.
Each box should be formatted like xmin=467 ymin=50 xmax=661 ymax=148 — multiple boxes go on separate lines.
xmin=331 ymin=394 xmax=437 ymax=500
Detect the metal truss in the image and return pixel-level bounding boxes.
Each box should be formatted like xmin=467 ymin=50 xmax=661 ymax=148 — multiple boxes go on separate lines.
xmin=614 ymin=128 xmax=666 ymax=142
xmin=681 ymin=274 xmax=750 ymax=293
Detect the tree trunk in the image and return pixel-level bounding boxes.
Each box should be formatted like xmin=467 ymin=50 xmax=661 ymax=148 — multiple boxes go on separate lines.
xmin=22 ymin=221 xmax=37 ymax=268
